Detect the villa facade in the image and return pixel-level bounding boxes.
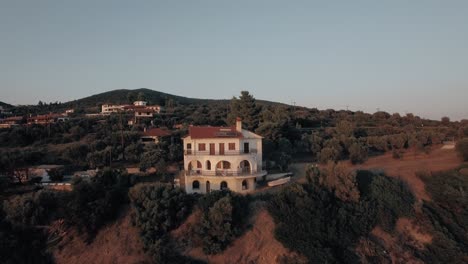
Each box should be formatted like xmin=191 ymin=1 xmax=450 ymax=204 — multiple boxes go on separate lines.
xmin=183 ymin=118 xmax=266 ymax=194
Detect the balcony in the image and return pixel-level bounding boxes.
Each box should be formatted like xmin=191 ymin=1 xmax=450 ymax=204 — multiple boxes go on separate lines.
xmin=185 ymin=168 xmax=267 ymax=177
xmin=184 ymin=149 xmax=258 ymax=156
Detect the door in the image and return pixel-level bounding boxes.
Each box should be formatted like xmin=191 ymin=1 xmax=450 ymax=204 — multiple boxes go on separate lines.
xmin=244 ymin=142 xmax=249 ymax=153
xmin=206 ymin=181 xmax=211 ymax=193
xmin=210 ymin=143 xmax=215 ymax=155
xmin=219 ymin=143 xmax=225 ymax=155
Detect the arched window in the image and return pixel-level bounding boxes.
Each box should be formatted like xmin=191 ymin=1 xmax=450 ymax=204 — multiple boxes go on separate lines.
xmin=206 ymin=160 xmax=211 ymax=170
xmin=192 ymin=180 xmax=200 ymax=190
xmin=216 ymin=161 xmax=231 ymax=169
xmin=220 ymin=181 xmax=228 ymax=190
xmin=242 ymin=180 xmax=248 ymax=190
xmin=239 ymin=160 xmax=251 ymax=174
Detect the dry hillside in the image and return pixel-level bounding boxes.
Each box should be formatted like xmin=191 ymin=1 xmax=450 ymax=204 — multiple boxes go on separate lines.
xmin=52 ymin=207 xmax=151 ymax=264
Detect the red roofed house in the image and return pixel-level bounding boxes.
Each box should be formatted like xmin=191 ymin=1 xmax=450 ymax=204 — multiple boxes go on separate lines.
xmin=27 ymin=114 xmax=63 ymax=125
xmin=141 ymin=127 xmax=171 ymax=144
xmin=0 ymin=116 xmax=24 ymax=128
xmin=183 ymin=118 xmax=266 ymax=194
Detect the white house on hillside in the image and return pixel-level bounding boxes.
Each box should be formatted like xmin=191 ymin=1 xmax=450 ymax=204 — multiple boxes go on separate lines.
xmin=183 ymin=118 xmax=266 ymax=194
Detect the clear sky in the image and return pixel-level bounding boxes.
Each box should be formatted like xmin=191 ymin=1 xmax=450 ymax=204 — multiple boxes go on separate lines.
xmin=1 ymin=0 xmax=467 ymax=120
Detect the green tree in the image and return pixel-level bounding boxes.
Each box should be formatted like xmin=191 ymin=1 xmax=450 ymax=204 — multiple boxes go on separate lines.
xmin=137 ymin=92 xmax=146 ymax=101
xmin=319 ymin=147 xmax=339 ymax=164
xmin=47 ymin=167 xmax=64 ymax=182
xmin=227 ymin=91 xmax=259 ymax=130
xmin=348 ymin=143 xmax=368 ymax=164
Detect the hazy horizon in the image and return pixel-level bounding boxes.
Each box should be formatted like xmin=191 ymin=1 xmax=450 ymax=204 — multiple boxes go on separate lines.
xmin=1 ymin=1 xmax=467 ymax=120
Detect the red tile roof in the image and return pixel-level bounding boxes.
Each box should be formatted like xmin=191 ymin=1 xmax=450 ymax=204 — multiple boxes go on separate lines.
xmin=188 ymin=126 xmax=242 ymax=139
xmin=142 ymin=128 xmax=171 ymax=137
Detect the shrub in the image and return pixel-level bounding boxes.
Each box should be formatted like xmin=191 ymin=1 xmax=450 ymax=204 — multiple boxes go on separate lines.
xmin=129 ymin=183 xmax=194 ymax=263
xmin=348 ymin=143 xmax=368 ymax=164
xmin=47 ymin=168 xmax=64 ymax=182
xmin=268 ymin=183 xmax=372 ymax=263
xmin=392 ymin=149 xmax=404 ymax=159
xmin=3 ymin=190 xmax=59 ymax=226
xmin=356 ymin=170 xmax=415 ymax=231
xmin=0 ymin=208 xmax=53 ymax=264
xmin=419 ymin=170 xmax=468 ymax=262
xmin=319 ymin=147 xmax=339 ymax=164
xmin=269 ymin=171 xmax=415 ymax=263
xmin=196 ymin=191 xmax=250 ymax=254
xmin=65 ymin=169 xmax=127 ymax=236
xmin=455 ymin=138 xmax=468 ymax=161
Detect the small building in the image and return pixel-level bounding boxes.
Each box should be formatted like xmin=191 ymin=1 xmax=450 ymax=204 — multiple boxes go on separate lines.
xmin=141 ymin=127 xmax=171 ymax=144
xmin=0 ymin=116 xmax=24 ymax=128
xmin=27 ymin=114 xmax=62 ymax=125
xmin=183 ymin=118 xmax=266 ymax=194
xmin=133 ymin=101 xmax=147 ymax=106
xmin=134 ymin=108 xmax=156 ymax=118
xmin=101 ymin=104 xmax=126 ymax=114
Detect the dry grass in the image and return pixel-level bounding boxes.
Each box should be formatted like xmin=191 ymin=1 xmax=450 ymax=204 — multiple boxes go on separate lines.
xmin=52 ymin=207 xmax=151 ymax=264
xmin=346 ymin=147 xmax=461 ymax=201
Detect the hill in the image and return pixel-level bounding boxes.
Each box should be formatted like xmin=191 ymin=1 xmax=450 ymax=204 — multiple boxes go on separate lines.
xmin=63 ymin=88 xmax=285 ymax=109
xmin=0 ymin=101 xmax=12 ymax=108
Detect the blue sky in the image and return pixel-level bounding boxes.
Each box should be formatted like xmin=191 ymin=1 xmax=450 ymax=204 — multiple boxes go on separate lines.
xmin=1 ymin=0 xmax=467 ymax=120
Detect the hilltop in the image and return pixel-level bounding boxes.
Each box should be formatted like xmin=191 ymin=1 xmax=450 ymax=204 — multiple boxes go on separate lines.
xmin=0 ymin=101 xmax=12 ymax=108
xmin=62 ymin=88 xmax=285 ymax=109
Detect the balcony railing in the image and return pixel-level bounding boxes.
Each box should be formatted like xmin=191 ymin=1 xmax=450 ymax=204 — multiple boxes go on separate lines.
xmin=184 ymin=149 xmax=258 ymax=156
xmin=185 ymin=168 xmax=265 ymax=177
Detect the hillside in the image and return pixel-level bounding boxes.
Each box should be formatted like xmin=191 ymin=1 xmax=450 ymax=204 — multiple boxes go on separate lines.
xmin=62 ymin=88 xmax=285 ymax=109
xmin=0 ymin=101 xmax=12 ymax=108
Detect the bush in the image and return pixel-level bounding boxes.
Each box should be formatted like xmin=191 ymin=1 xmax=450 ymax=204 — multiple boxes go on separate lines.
xmin=455 ymin=138 xmax=468 ymax=161
xmin=392 ymin=149 xmax=404 ymax=159
xmin=47 ymin=168 xmax=64 ymax=182
xmin=268 ymin=183 xmax=372 ymax=263
xmin=319 ymin=147 xmax=339 ymax=164
xmin=419 ymin=170 xmax=468 ymax=262
xmin=196 ymin=191 xmax=250 ymax=254
xmin=0 ymin=208 xmax=53 ymax=264
xmin=269 ymin=171 xmax=415 ymax=263
xmin=356 ymin=170 xmax=415 ymax=231
xmin=129 ymin=183 xmax=194 ymax=263
xmin=3 ymin=190 xmax=60 ymax=226
xmin=65 ymin=169 xmax=127 ymax=236
xmin=348 ymin=143 xmax=368 ymax=164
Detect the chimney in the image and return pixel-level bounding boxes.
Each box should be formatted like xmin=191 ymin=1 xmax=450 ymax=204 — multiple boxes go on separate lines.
xmin=236 ymin=117 xmax=242 ymax=132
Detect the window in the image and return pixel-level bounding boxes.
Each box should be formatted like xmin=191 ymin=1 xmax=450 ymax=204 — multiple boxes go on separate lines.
xmin=192 ymin=180 xmax=200 ymax=190
xmin=186 ymin=143 xmax=192 ymax=154
xmin=199 ymin=143 xmax=206 ymax=151
xmin=228 ymin=143 xmax=235 ymax=150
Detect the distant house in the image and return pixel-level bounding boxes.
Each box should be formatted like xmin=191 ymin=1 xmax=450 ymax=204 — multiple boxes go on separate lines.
xmin=140 ymin=127 xmax=171 ymax=144
xmin=101 ymin=101 xmax=161 ymax=122
xmin=101 ymin=104 xmax=126 ymax=114
xmin=133 ymin=101 xmax=147 ymax=106
xmin=27 ymin=114 xmax=63 ymax=125
xmin=0 ymin=116 xmax=24 ymax=128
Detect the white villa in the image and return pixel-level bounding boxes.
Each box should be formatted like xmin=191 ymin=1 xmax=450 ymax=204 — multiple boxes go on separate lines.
xmin=183 ymin=118 xmax=267 ymax=194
